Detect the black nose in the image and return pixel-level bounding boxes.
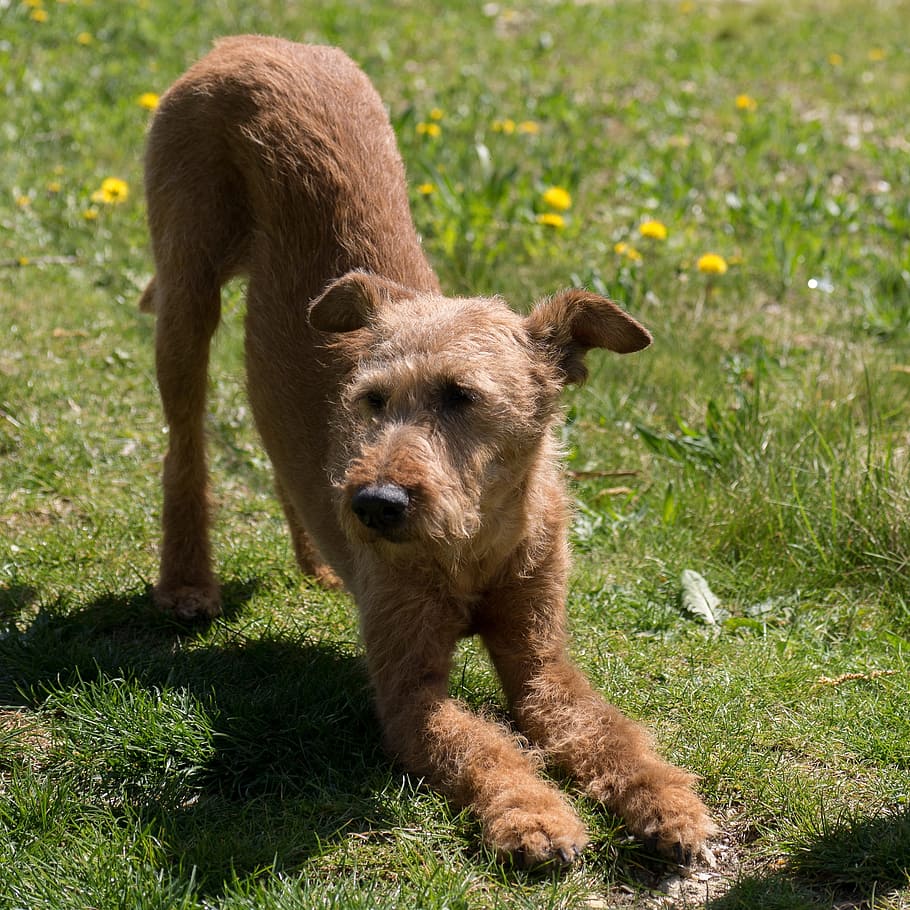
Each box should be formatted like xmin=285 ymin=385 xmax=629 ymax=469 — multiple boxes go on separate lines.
xmin=350 ymin=483 xmax=410 ymax=532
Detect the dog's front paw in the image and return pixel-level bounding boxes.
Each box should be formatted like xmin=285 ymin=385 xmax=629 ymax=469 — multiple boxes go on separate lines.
xmin=609 ymin=766 xmax=717 ymax=864
xmin=153 ymin=583 xmax=222 ymax=621
xmin=486 ymin=803 xmax=589 ymax=869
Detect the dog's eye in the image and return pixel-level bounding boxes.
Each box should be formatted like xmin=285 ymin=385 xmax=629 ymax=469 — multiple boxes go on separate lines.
xmin=360 ymin=389 xmax=388 ymax=413
xmin=437 ymin=382 xmax=477 ymax=412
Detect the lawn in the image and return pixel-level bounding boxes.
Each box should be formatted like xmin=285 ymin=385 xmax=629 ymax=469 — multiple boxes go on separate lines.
xmin=1 ymin=0 xmax=909 ymax=907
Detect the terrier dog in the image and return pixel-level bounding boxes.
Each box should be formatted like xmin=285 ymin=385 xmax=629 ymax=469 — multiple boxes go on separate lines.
xmin=141 ymin=35 xmax=715 ymax=867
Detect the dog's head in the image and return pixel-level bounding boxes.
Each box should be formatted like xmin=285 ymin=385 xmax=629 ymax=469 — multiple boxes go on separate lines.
xmin=310 ymin=271 xmax=650 ymax=565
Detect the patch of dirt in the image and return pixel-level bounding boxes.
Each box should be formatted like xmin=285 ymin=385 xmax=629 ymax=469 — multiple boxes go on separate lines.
xmin=584 ymin=817 xmax=752 ymax=908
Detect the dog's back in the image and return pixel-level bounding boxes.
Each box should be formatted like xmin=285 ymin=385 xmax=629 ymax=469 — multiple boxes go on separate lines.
xmin=141 ymin=36 xmax=438 ymax=314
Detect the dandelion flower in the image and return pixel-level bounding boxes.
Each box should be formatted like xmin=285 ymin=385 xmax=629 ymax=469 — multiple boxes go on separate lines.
xmin=18 ymin=256 xmax=31 ymax=267
xmin=614 ymin=242 xmax=642 ymax=262
xmin=696 ymin=253 xmax=728 ymax=275
xmin=868 ymin=48 xmax=886 ymax=62
xmin=77 ymin=31 xmax=93 ymax=45
xmin=828 ymin=52 xmax=844 ymax=67
xmin=537 ymin=213 xmax=566 ymax=229
xmin=30 ymin=8 xmax=49 ymax=21
xmin=517 ymin=120 xmax=540 ymax=134
xmin=639 ymin=219 xmax=668 ymax=240
xmin=542 ymin=186 xmax=572 ymax=211
xmin=416 ymin=122 xmax=441 ymax=138
xmin=417 ymin=183 xmax=435 ymax=195
xmin=429 ymin=107 xmax=444 ymax=121
xmin=492 ymin=118 xmax=516 ymax=134
xmin=46 ymin=181 xmax=62 ymax=193
xmin=91 ymin=177 xmax=129 ymax=205
xmin=16 ymin=195 xmax=30 ymax=208
xmin=138 ymin=92 xmax=160 ymax=111
xmin=83 ymin=207 xmax=99 ymax=221
xmin=735 ymin=93 xmax=758 ymax=112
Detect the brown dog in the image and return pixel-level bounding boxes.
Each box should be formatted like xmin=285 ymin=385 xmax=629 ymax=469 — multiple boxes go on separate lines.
xmin=141 ymin=35 xmax=715 ymax=867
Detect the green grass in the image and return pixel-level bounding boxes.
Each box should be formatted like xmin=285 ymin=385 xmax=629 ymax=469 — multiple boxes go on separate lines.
xmin=2 ymin=0 xmax=909 ymax=907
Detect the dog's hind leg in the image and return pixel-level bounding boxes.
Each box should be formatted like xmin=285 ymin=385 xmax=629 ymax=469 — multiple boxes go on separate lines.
xmin=141 ymin=83 xmax=254 ymax=620
xmin=275 ymin=478 xmax=343 ymax=590
xmin=149 ymin=268 xmax=223 ymax=620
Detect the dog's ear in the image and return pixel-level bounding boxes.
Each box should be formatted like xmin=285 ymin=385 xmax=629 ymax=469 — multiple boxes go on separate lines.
xmin=309 ymin=271 xmax=409 ymax=333
xmin=525 ymin=289 xmax=652 ymax=385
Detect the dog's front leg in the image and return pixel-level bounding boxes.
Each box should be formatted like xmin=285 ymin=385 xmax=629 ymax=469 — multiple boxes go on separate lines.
xmin=481 ymin=578 xmax=716 ymax=863
xmin=359 ymin=589 xmax=588 ymax=867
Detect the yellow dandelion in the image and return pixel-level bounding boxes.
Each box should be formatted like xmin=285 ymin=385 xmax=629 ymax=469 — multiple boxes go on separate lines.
xmin=82 ymin=207 xmax=99 ymax=221
xmin=537 ymin=213 xmax=566 ymax=229
xmin=542 ymin=186 xmax=572 ymax=211
xmin=517 ymin=120 xmax=540 ymax=134
xmin=416 ymin=183 xmax=435 ymax=195
xmin=24 ymin=0 xmax=43 ymax=7
xmin=77 ymin=31 xmax=93 ymax=45
xmin=429 ymin=107 xmax=444 ymax=121
xmin=679 ymin=1 xmax=695 ymax=13
xmin=696 ymin=253 xmax=728 ymax=275
xmin=614 ymin=242 xmax=642 ymax=262
xmin=46 ymin=181 xmax=62 ymax=193
xmin=828 ymin=52 xmax=844 ymax=67
xmin=639 ymin=219 xmax=668 ymax=240
xmin=30 ymin=7 xmax=49 ymax=21
xmin=138 ymin=92 xmax=160 ymax=111
xmin=15 ymin=195 xmax=30 ymax=208
xmin=416 ymin=122 xmax=441 ymax=138
xmin=91 ymin=177 xmax=129 ymax=205
xmin=735 ymin=93 xmax=758 ymax=112
xmin=492 ymin=118 xmax=516 ymax=134
xmin=17 ymin=256 xmax=31 ymax=267
xmin=868 ymin=48 xmax=886 ymax=62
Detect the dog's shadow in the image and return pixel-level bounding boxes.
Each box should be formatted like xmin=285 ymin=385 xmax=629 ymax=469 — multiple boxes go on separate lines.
xmin=0 ymin=580 xmax=392 ymax=893
xmin=0 ymin=580 xmax=717 ymax=895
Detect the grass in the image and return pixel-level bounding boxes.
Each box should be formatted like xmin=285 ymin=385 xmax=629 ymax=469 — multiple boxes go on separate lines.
xmin=2 ymin=0 xmax=909 ymax=907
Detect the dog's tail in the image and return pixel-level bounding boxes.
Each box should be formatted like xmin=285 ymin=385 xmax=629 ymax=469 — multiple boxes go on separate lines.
xmin=138 ymin=276 xmax=157 ymax=314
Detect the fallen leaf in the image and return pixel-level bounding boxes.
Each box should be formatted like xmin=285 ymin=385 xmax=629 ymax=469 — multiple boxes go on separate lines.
xmin=680 ymin=570 xmax=727 ymax=624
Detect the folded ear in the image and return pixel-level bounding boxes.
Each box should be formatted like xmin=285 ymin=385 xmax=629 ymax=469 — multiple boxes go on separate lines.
xmin=308 ymin=271 xmax=413 ymax=333
xmin=525 ymin=289 xmax=652 ymax=385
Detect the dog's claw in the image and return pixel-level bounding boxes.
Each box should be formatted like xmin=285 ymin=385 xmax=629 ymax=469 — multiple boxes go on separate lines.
xmin=673 ymin=843 xmax=690 ymax=866
xmin=153 ymin=583 xmax=222 ymax=621
xmin=490 ymin=804 xmax=588 ymax=870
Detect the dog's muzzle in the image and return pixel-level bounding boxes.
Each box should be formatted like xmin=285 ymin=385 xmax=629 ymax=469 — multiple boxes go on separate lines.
xmin=350 ymin=483 xmax=410 ymax=537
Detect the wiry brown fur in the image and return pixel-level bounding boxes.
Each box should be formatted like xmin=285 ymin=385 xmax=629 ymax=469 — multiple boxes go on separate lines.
xmin=142 ymin=35 xmax=716 ymax=868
